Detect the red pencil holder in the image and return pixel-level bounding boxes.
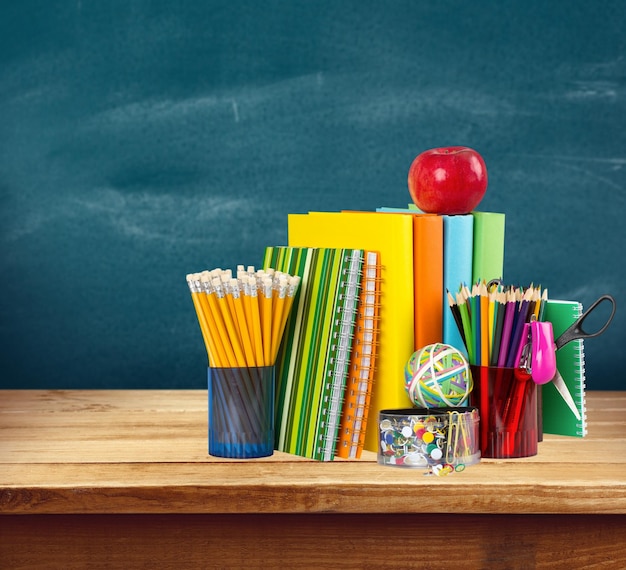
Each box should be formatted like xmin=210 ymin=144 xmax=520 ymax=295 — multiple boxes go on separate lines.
xmin=469 ymin=366 xmax=537 ymax=459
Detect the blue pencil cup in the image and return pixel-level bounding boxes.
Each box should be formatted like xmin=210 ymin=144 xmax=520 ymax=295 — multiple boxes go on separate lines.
xmin=208 ymin=365 xmax=275 ymax=459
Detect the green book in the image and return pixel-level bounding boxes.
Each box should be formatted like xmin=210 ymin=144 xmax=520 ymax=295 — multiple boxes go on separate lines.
xmin=541 ymin=299 xmax=587 ymax=437
xmin=263 ymin=246 xmax=318 ymax=452
xmin=471 ymin=211 xmax=505 ymax=286
xmin=297 ymin=247 xmax=342 ymax=456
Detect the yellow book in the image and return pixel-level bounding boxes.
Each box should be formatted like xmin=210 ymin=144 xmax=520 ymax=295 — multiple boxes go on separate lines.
xmin=288 ymin=211 xmax=415 ymax=452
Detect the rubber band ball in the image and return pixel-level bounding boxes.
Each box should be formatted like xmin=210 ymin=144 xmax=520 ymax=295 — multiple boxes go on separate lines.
xmin=404 ymin=343 xmax=472 ymax=408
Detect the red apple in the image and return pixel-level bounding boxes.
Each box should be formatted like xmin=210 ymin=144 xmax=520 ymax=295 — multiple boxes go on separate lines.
xmin=408 ymin=146 xmax=488 ymax=215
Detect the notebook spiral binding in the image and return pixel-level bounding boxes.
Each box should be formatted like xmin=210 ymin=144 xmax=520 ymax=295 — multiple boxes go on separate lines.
xmin=574 ymin=339 xmax=587 ymax=436
xmin=335 ymin=250 xmax=381 ymax=460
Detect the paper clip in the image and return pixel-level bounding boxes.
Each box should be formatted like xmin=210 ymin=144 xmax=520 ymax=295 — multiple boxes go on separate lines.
xmin=446 ymin=410 xmax=460 ymax=464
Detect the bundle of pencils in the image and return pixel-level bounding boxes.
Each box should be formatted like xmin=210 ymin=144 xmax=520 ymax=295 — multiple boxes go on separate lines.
xmin=447 ymin=281 xmax=548 ymax=367
xmin=186 ymin=265 xmax=301 ymax=368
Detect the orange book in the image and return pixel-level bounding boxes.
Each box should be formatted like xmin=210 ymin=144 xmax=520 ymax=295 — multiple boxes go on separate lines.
xmin=335 ymin=251 xmax=381 ymax=459
xmin=412 ymin=214 xmax=443 ymax=349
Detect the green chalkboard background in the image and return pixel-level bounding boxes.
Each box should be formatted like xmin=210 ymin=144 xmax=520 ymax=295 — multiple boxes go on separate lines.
xmin=1 ymin=1 xmax=624 ymax=389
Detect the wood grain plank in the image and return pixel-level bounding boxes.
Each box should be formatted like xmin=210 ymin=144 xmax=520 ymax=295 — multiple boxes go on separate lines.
xmin=2 ymin=513 xmax=625 ymax=569
xmin=1 ymin=390 xmax=625 ymax=516
xmin=2 ymin=461 xmax=626 ymax=515
xmin=2 ymin=391 xmax=624 ymax=464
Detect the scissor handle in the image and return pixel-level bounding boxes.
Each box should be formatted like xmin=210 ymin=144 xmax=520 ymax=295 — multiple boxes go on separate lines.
xmin=555 ymin=294 xmax=616 ymax=350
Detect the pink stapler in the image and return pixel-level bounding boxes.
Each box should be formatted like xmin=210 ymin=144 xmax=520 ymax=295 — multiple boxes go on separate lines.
xmin=528 ymin=320 xmax=557 ymax=385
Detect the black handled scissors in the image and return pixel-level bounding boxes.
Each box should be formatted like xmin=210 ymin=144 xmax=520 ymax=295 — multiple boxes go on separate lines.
xmin=550 ymin=294 xmax=616 ymax=419
xmin=555 ymin=294 xmax=616 ymax=350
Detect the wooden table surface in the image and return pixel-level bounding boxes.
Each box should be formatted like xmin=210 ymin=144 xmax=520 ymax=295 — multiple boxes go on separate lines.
xmin=2 ymin=390 xmax=626 ymax=568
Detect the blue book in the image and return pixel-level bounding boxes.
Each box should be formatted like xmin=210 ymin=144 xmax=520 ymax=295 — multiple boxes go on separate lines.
xmin=442 ymin=215 xmax=474 ymax=356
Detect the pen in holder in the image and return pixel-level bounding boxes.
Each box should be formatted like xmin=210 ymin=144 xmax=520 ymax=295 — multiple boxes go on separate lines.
xmin=469 ymin=365 xmax=538 ymax=458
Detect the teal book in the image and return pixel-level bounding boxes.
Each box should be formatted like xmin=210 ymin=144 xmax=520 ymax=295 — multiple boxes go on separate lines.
xmin=442 ymin=214 xmax=474 ymax=355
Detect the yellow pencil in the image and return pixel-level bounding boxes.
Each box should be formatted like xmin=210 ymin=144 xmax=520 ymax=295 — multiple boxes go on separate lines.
xmin=192 ymin=273 xmax=227 ymax=366
xmin=534 ymin=287 xmax=543 ymax=320
xmin=238 ymin=276 xmax=257 ymax=365
xmin=270 ymin=275 xmax=287 ymax=363
xmin=186 ymin=274 xmax=215 ymax=363
xmin=221 ymin=271 xmax=239 ymax=340
xmin=246 ymin=275 xmax=265 ymax=366
xmin=212 ymin=276 xmax=247 ymax=367
xmin=488 ymin=287 xmax=496 ymax=365
xmin=275 ymin=275 xmax=300 ymax=361
xmin=199 ymin=273 xmax=236 ymax=367
xmin=480 ymin=281 xmax=489 ymax=366
xmin=260 ymin=276 xmax=273 ymax=366
xmin=229 ymin=277 xmax=256 ymax=367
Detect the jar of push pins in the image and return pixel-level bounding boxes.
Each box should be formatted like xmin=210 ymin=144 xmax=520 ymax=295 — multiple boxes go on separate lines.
xmin=378 ymin=407 xmax=480 ymax=475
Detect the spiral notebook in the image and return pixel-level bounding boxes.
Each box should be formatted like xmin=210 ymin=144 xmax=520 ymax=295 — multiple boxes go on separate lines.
xmin=335 ymin=250 xmax=381 ymax=459
xmin=315 ymin=248 xmax=364 ymax=460
xmin=263 ymin=246 xmax=364 ymax=460
xmin=541 ymin=299 xmax=587 ymax=437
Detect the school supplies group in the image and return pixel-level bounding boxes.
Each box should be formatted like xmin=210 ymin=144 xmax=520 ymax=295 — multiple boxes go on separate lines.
xmin=186 ymin=204 xmax=615 ymax=463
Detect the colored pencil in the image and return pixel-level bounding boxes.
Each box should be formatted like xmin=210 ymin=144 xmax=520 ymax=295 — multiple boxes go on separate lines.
xmin=447 ymin=281 xmax=547 ymax=368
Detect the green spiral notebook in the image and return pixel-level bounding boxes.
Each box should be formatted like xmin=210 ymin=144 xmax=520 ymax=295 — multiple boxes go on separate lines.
xmin=263 ymin=246 xmax=363 ymax=460
xmin=541 ymin=299 xmax=587 ymax=437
